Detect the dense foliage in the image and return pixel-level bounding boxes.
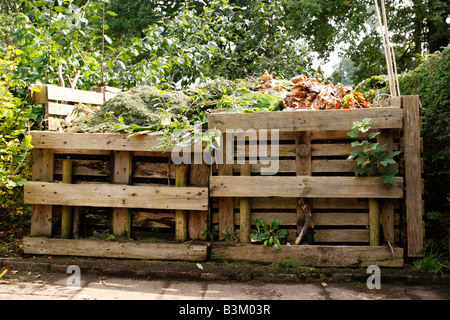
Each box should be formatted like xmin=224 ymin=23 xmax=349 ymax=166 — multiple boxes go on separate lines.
xmin=396 ymin=46 xmax=449 ymax=216
xmin=284 ymin=0 xmax=448 ymax=85
xmin=0 ymin=47 xmax=34 ymax=216
xmin=357 ymin=46 xmax=449 ymax=255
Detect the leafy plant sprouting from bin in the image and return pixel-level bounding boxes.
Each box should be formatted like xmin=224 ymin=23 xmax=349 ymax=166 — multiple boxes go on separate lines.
xmin=250 ymin=218 xmax=289 ymax=250
xmin=346 ymin=118 xmax=401 ymax=184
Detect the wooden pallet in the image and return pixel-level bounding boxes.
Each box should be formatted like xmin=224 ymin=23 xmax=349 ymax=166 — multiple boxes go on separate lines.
xmin=30 ymin=84 xmax=121 ymax=131
xmin=26 ymin=132 xmax=210 ymax=242
xmin=208 ymin=97 xmax=423 ymax=257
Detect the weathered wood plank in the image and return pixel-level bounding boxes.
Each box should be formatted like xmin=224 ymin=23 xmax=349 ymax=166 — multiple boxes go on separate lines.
xmin=46 ymin=85 xmax=104 ymax=105
xmin=378 ymin=129 xmax=396 ymax=244
xmin=175 ymin=164 xmax=188 ymax=242
xmin=55 ymin=159 xmax=110 ymax=176
xmin=213 ymin=211 xmax=400 ymax=227
xmin=210 ymin=243 xmax=404 ymax=267
xmin=134 ymin=162 xmax=176 ymax=179
xmin=112 ymin=151 xmax=132 ymax=237
xmin=24 ymin=182 xmax=208 ymax=211
xmin=30 ymin=131 xmax=161 ymax=152
xmin=314 ymin=229 xmax=369 ymax=243
xmin=235 ymin=142 xmax=399 ymax=158
xmin=239 ymin=163 xmax=252 ymax=243
xmin=403 ymin=95 xmax=424 ymax=257
xmin=213 ymin=197 xmax=394 ymax=210
xmin=133 ymin=211 xmax=175 ymax=229
xmin=213 ymin=198 xmax=395 ymax=211
xmin=208 ymin=107 xmax=403 ymax=132
xmin=30 ymin=148 xmax=54 ymax=237
xmin=218 ymin=134 xmax=235 ymax=241
xmin=227 ymin=160 xmax=399 ymax=174
xmin=369 ymin=198 xmax=380 ymax=246
xmin=189 ymin=162 xmax=210 ymax=240
xmin=61 ymin=159 xmax=73 ymax=239
xmin=23 ymin=237 xmax=207 ymax=262
xmin=46 ymin=102 xmax=75 ymax=116
xmin=210 ymin=176 xmax=404 ymax=198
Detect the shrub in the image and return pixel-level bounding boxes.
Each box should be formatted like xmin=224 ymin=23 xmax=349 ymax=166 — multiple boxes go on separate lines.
xmin=356 ymin=45 xmax=449 ymax=214
xmin=0 ymin=47 xmax=34 ymax=216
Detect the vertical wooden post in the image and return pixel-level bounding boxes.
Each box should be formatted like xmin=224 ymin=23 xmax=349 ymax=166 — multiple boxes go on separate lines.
xmin=378 ymin=129 xmax=395 ymax=244
xmin=218 ymin=134 xmax=234 ymax=240
xmin=61 ymin=158 xmax=73 ymax=239
xmin=30 ymin=149 xmax=54 ymax=236
xmin=295 ymin=131 xmax=313 ymax=244
xmin=402 ymin=95 xmax=424 ymax=257
xmin=112 ymin=151 xmax=132 ymax=237
xmin=175 ymin=164 xmax=188 ymax=242
xmin=239 ymin=163 xmax=252 ymax=243
xmin=369 ymin=198 xmax=381 ymax=246
xmin=188 ymin=162 xmax=209 ymax=240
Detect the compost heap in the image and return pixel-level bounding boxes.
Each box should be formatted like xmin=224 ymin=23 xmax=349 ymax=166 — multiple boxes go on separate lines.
xmin=69 ymin=72 xmax=370 ymax=133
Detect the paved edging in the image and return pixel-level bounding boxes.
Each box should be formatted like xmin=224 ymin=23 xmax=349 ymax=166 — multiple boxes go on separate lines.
xmin=1 ymin=257 xmax=447 ymax=285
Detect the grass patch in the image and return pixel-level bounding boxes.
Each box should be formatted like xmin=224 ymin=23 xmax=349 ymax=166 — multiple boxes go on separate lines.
xmin=413 ymin=240 xmax=449 ymax=277
xmin=270 ymin=259 xmax=315 ymax=274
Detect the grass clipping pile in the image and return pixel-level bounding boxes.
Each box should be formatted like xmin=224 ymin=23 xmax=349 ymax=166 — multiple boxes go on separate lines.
xmin=69 ymin=72 xmax=372 ymax=134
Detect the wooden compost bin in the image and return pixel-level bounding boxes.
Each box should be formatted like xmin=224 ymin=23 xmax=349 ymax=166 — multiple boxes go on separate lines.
xmin=23 ymin=85 xmax=424 ymax=267
xmin=30 ymin=84 xmax=122 ymax=131
xmin=208 ymin=96 xmax=424 ymax=267
xmin=23 ymin=85 xmax=209 ymax=261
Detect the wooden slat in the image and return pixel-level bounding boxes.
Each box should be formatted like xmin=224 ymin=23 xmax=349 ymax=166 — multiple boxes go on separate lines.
xmin=46 ymin=85 xmax=104 ymax=105
xmin=314 ymin=229 xmax=369 ymax=243
xmin=403 ymin=96 xmax=424 ymax=257
xmin=378 ymin=129 xmax=396 ymax=244
xmin=210 ymin=243 xmax=404 ymax=267
xmin=134 ymin=162 xmax=176 ymax=179
xmin=175 ymin=164 xmax=188 ymax=242
xmin=210 ymin=176 xmax=404 ymax=198
xmin=55 ymin=159 xmax=110 ymax=176
xmin=312 ymin=198 xmax=370 ymax=209
xmin=30 ymin=148 xmax=54 ymax=237
xmin=228 ymin=160 xmax=399 ymax=174
xmin=30 ymin=84 xmax=48 ymax=104
xmin=235 ymin=142 xmax=399 ymax=158
xmin=23 ymin=237 xmax=207 ymax=262
xmin=133 ymin=211 xmax=175 ymax=229
xmin=30 ymin=131 xmax=161 ymax=152
xmin=217 ymin=134 xmax=235 ymax=241
xmin=46 ymin=102 xmax=75 ymax=116
xmin=213 ymin=197 xmax=396 ymax=210
xmin=313 ymin=212 xmax=369 ymax=226
xmin=214 ymin=212 xmax=372 ymax=226
xmin=208 ymin=107 xmax=403 ymax=131
xmin=24 ymin=182 xmax=208 ymax=211
xmin=112 ymin=151 xmax=132 ymax=237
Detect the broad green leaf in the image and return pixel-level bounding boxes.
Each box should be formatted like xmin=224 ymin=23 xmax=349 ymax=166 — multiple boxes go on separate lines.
xmin=351 ymin=141 xmax=363 ymax=147
xmin=346 ymin=130 xmax=360 ymax=138
xmin=368 ymin=131 xmax=380 ymax=139
xmin=380 ymin=174 xmax=397 ymax=184
xmin=380 ymin=158 xmax=396 ymax=167
xmin=384 ymin=166 xmax=399 ymax=176
xmin=53 ymin=6 xmax=66 ymax=12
